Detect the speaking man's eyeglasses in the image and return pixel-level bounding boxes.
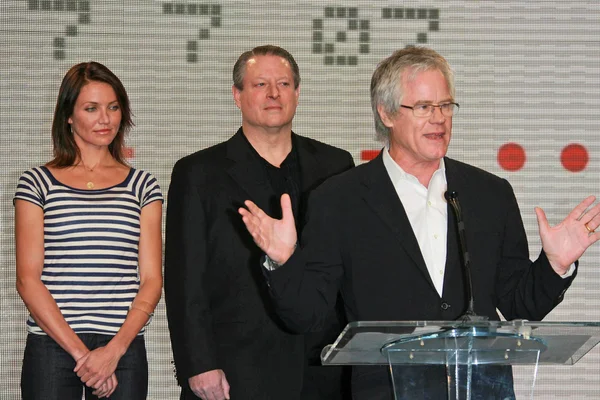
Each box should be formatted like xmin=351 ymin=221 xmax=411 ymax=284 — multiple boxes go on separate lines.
xmin=400 ymin=102 xmax=460 ymax=118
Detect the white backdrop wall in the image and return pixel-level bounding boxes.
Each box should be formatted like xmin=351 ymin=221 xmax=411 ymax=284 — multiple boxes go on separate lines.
xmin=1 ymin=1 xmax=599 ymax=398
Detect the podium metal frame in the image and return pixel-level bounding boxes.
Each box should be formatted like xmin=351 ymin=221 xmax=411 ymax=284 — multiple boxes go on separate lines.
xmin=321 ymin=320 xmax=600 ymax=399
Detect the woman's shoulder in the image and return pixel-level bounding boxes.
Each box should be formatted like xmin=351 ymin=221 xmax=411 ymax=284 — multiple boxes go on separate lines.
xmin=19 ymin=165 xmax=49 ymax=176
xmin=14 ymin=166 xmax=53 ymax=206
xmin=127 ymin=168 xmax=163 ymax=202
xmin=128 ymin=168 xmax=160 ymax=185
xmin=17 ymin=165 xmax=53 ymax=185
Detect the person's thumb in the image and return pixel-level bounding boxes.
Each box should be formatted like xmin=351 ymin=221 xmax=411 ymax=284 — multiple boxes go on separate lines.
xmin=280 ymin=193 xmax=295 ymax=225
xmin=535 ymin=206 xmax=550 ymax=235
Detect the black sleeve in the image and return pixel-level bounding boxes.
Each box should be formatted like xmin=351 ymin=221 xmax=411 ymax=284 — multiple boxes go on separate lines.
xmin=164 ymin=159 xmax=218 ymax=383
xmin=267 ymin=183 xmax=346 ymax=333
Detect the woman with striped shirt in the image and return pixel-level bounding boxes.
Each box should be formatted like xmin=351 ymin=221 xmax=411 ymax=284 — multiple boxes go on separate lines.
xmin=15 ymin=62 xmax=163 ymax=399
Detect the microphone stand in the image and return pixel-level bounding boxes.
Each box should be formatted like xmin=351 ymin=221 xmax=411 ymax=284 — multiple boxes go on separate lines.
xmin=444 ymin=191 xmax=488 ymax=323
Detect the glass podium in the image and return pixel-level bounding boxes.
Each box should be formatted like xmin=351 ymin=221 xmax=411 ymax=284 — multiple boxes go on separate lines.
xmin=321 ymin=320 xmax=600 ymax=399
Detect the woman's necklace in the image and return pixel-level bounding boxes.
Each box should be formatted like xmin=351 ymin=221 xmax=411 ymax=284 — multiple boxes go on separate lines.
xmin=79 ymin=161 xmax=100 ymax=189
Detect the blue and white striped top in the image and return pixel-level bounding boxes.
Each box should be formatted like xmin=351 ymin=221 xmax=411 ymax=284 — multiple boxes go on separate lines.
xmin=14 ymin=166 xmax=163 ymax=336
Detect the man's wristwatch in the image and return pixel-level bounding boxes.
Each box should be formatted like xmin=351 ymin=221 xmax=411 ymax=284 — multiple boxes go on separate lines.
xmin=264 ymin=254 xmax=284 ymax=271
xmin=263 ymin=243 xmax=298 ymax=271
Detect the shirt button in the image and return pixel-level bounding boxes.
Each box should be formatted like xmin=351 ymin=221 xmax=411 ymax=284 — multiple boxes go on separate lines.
xmin=428 ymin=200 xmax=432 ymax=206
xmin=433 ymin=234 xmax=438 ymax=239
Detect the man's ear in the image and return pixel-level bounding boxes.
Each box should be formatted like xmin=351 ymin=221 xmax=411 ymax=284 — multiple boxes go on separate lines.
xmin=232 ymin=85 xmax=241 ymax=109
xmin=377 ymin=104 xmax=394 ymax=128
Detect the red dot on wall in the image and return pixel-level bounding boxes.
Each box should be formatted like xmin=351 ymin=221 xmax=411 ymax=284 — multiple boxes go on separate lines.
xmin=561 ymin=144 xmax=588 ymax=172
xmin=124 ymin=147 xmax=135 ymax=159
xmin=497 ymin=143 xmax=526 ymax=171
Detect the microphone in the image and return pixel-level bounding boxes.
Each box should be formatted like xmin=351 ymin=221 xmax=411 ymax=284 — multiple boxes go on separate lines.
xmin=444 ymin=190 xmax=488 ymax=322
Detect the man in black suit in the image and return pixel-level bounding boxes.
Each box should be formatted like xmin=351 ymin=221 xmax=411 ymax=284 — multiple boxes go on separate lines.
xmin=239 ymin=46 xmax=600 ymax=399
xmin=164 ymin=45 xmax=354 ymax=400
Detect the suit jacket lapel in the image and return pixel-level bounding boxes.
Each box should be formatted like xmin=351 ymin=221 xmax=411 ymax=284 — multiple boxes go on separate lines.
xmin=295 ymin=135 xmax=321 ymax=194
xmin=443 ymin=157 xmax=468 ymax=301
xmin=360 ymin=152 xmax=435 ymax=289
xmin=294 ymin=135 xmax=322 ymax=227
xmin=225 ymin=128 xmax=275 ymax=211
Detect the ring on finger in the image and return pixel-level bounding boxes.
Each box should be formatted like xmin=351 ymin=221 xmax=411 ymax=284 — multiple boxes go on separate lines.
xmin=585 ymin=222 xmax=595 ymax=233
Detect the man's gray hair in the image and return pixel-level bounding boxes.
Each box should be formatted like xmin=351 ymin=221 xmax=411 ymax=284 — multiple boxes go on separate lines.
xmin=370 ymin=46 xmax=455 ymax=142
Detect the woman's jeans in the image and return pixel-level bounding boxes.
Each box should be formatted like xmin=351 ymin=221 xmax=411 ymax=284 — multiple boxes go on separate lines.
xmin=21 ymin=333 xmax=148 ymax=400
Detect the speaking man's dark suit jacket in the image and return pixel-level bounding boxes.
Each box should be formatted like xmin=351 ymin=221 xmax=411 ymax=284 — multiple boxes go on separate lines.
xmin=164 ymin=129 xmax=354 ymax=400
xmin=266 ymin=152 xmax=576 ymax=399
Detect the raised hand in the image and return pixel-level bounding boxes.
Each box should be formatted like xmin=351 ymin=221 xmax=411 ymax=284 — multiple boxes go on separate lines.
xmin=189 ymin=369 xmax=231 ymax=400
xmin=536 ymin=195 xmax=600 ymax=275
xmin=238 ymin=193 xmax=297 ymax=264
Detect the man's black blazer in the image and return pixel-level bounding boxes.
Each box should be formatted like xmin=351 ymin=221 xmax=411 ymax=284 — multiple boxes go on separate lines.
xmin=164 ymin=129 xmax=354 ymax=399
xmin=267 ymin=152 xmax=576 ymax=399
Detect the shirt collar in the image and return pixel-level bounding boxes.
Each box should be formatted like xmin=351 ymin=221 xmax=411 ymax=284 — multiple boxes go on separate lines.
xmin=240 ymin=128 xmax=297 ymax=169
xmin=382 ymin=146 xmax=446 ymax=188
